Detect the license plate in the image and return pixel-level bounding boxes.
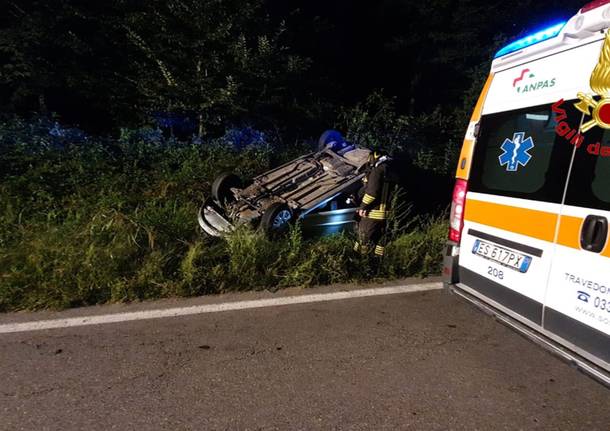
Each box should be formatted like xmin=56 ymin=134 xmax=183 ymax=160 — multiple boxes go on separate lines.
xmin=472 ymin=239 xmax=532 ymax=273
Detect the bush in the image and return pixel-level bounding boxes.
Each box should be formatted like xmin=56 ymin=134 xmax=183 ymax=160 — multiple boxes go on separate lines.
xmin=0 ymin=118 xmax=448 ymax=311
xmin=337 ymin=92 xmax=461 ymax=175
xmin=383 ymin=213 xmax=448 ymax=278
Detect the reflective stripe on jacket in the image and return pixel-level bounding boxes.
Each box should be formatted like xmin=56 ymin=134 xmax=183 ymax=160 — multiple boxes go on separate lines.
xmin=359 ymin=160 xmax=392 ymax=220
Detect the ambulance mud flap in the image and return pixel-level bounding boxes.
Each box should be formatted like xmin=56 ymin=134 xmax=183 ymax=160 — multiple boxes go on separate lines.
xmin=442 ymin=241 xmax=460 ymax=286
xmin=198 ymin=198 xmax=235 ymax=237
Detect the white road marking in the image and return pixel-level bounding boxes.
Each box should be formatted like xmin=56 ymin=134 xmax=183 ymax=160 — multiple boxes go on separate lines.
xmin=0 ymin=282 xmax=442 ymax=334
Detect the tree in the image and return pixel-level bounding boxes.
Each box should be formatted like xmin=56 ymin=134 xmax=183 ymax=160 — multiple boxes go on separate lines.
xmin=0 ymin=0 xmax=310 ymax=134
xmin=120 ymin=0 xmax=310 ymax=136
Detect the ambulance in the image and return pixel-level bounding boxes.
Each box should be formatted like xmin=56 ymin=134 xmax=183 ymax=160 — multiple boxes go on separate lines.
xmin=443 ymin=0 xmax=610 ymax=386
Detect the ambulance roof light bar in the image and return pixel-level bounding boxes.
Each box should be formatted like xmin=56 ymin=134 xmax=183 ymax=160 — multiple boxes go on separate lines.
xmin=581 ymin=0 xmax=610 ymax=13
xmin=494 ymin=22 xmax=567 ymax=58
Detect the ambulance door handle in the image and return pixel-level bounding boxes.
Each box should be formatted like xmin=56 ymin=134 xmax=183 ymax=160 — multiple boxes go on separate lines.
xmin=580 ymin=215 xmax=608 ymax=253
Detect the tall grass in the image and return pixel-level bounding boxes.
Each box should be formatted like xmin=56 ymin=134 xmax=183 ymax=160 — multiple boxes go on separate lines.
xmin=0 ymin=119 xmax=448 ymax=311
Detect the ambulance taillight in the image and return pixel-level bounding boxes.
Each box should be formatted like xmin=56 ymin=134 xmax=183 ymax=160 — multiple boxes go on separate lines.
xmin=448 ymin=179 xmax=468 ymax=243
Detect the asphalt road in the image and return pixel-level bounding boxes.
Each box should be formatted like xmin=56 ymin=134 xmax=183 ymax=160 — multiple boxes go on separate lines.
xmin=0 ymin=280 xmax=608 ymax=430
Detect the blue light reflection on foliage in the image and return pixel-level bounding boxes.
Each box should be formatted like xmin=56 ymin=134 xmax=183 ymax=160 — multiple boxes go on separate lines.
xmin=48 ymin=122 xmax=87 ymax=142
xmin=6 ymin=113 xmax=271 ymax=153
xmin=221 ymin=127 xmax=267 ymax=149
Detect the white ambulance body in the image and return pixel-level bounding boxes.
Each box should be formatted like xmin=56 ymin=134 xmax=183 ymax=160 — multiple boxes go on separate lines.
xmin=444 ymin=1 xmax=610 ymax=386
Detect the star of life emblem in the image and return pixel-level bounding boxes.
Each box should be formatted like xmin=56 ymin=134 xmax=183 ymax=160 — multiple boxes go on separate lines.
xmin=498 ymin=132 xmax=534 ymax=172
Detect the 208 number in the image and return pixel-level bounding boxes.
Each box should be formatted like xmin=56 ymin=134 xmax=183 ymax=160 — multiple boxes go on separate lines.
xmin=487 ymin=266 xmax=504 ymax=280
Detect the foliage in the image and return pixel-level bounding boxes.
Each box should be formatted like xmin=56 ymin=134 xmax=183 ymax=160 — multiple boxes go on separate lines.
xmin=120 ymin=0 xmax=311 ymax=135
xmin=0 ymin=119 xmax=446 ymax=311
xmin=337 ymin=92 xmax=460 ymax=175
xmin=1 ymin=0 xmax=587 ymax=138
xmin=0 ymin=0 xmax=312 ymax=133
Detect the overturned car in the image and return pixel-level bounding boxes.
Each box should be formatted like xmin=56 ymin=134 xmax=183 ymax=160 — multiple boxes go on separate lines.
xmin=198 ymin=131 xmax=371 ymax=237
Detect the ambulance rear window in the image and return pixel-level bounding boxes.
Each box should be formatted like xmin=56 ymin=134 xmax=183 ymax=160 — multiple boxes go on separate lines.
xmin=565 ymin=129 xmax=610 ymax=211
xmin=592 ymin=159 xmax=610 ymax=205
xmin=469 ymin=102 xmax=574 ymax=203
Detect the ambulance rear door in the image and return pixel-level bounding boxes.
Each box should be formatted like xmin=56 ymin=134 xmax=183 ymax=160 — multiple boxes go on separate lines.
xmin=543 ymin=128 xmax=610 ymax=372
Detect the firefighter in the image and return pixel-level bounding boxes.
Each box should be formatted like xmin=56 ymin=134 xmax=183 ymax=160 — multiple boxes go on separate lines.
xmin=354 ymin=148 xmax=395 ymax=257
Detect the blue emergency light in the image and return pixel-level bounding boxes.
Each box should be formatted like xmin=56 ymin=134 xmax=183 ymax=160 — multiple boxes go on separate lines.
xmin=494 ymin=21 xmax=567 ymax=58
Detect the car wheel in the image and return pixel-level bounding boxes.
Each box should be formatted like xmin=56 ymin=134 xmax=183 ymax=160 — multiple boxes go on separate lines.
xmin=260 ymin=202 xmax=293 ymax=234
xmin=211 ymin=172 xmax=242 ymax=205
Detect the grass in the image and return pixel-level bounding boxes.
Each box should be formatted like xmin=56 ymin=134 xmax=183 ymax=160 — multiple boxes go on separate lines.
xmin=0 ymin=119 xmax=448 ymax=312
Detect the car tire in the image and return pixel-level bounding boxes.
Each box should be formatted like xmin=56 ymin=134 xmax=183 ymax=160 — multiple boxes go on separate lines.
xmin=318 ymin=129 xmax=344 ymax=150
xmin=211 ymin=172 xmax=242 ymax=205
xmin=260 ymin=202 xmax=293 ymax=234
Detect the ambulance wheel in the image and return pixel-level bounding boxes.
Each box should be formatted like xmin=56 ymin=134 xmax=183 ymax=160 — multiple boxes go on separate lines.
xmin=260 ymin=202 xmax=293 ymax=234
xmin=212 ymin=172 xmax=241 ymax=205
xmin=318 ymin=129 xmax=344 ymax=150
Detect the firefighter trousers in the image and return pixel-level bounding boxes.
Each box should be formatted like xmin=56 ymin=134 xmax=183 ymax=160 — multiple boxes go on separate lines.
xmin=354 ymin=217 xmax=386 ymax=257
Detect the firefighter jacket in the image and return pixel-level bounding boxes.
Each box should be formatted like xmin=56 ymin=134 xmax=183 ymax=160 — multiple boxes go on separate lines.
xmin=359 ymin=156 xmax=394 ymax=221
